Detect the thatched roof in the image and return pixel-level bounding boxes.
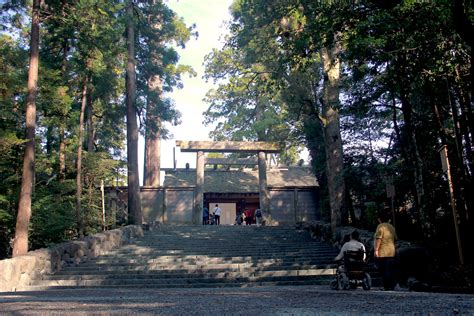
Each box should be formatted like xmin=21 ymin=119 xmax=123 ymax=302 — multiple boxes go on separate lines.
xmin=163 ymin=167 xmax=318 ymax=193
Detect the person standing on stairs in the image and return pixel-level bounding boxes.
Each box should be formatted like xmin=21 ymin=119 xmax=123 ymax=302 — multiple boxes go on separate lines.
xmin=244 ymin=209 xmax=252 ymax=225
xmin=255 ymin=208 xmax=263 ymax=226
xmin=203 ymin=206 xmax=209 ymax=225
xmin=213 ymin=204 xmax=222 ymax=225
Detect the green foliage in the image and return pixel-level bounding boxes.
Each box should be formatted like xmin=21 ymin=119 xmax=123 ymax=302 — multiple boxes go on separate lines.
xmin=203 ymin=35 xmax=300 ymax=160
xmin=83 ymin=151 xmax=122 ymax=181
xmin=364 ymin=201 xmax=378 ymax=229
xmin=135 ymin=0 xmax=195 ymax=138
xmin=29 ymin=181 xmax=77 ymax=249
xmin=0 ymin=0 xmax=192 ymax=257
xmin=203 ymin=1 xmax=474 ymax=277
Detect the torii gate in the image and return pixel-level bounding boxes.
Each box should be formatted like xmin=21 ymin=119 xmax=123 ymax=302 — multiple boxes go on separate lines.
xmin=176 ymin=140 xmax=280 ymax=225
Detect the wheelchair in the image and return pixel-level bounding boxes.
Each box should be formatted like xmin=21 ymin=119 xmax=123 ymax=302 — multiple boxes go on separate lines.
xmin=330 ymin=249 xmax=371 ymax=290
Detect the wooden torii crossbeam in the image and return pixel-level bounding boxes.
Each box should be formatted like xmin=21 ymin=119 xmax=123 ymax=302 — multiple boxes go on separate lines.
xmin=175 ymin=140 xmax=278 ymax=225
xmin=176 ymin=140 xmax=280 ymax=153
xmin=205 ymin=157 xmax=258 ymax=166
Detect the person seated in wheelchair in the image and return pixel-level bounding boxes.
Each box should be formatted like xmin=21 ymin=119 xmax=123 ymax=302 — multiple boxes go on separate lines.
xmin=334 ymin=230 xmax=366 ymax=266
xmin=331 ymin=230 xmax=371 ymax=290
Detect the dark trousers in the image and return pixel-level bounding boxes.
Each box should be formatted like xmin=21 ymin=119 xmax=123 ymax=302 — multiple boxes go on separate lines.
xmin=203 ymin=216 xmax=209 ymax=225
xmin=214 ymin=215 xmax=220 ymax=225
xmin=376 ymin=257 xmax=396 ymax=290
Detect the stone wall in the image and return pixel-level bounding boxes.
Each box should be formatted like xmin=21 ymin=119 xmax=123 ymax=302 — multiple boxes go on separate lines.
xmin=268 ymin=188 xmax=319 ymax=225
xmin=0 ymin=225 xmax=143 ymax=292
xmin=141 ymin=187 xmax=164 ymax=223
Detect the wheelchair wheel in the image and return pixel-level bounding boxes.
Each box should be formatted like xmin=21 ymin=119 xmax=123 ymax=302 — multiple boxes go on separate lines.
xmin=339 ymin=273 xmax=350 ymax=290
xmin=362 ymin=273 xmax=372 ymax=290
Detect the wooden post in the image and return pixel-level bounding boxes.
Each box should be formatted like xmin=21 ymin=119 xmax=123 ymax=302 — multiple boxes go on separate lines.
xmin=294 ymin=188 xmax=299 ymax=223
xmin=162 ymin=187 xmax=167 ymax=223
xmin=109 ymin=189 xmax=117 ymax=229
xmin=195 ymin=150 xmax=205 ymax=225
xmin=101 ymin=180 xmax=106 ymax=231
xmin=258 ymin=151 xmax=270 ymax=217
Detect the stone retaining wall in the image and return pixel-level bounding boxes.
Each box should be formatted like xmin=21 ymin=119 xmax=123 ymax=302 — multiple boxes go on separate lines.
xmin=0 ymin=225 xmax=143 ymax=292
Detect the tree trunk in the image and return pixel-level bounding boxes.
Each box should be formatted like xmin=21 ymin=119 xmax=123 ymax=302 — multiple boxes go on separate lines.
xmin=87 ymin=92 xmax=94 ymax=152
xmin=45 ymin=125 xmax=53 ymax=155
xmin=433 ymin=83 xmax=472 ymax=263
xmin=12 ymin=0 xmax=40 ymax=257
xmin=301 ymin=100 xmax=329 ymax=220
xmin=144 ymin=124 xmax=161 ymax=187
xmin=58 ymin=3 xmax=69 ymax=183
xmin=85 ymin=92 xmax=95 ymax=213
xmin=75 ymin=76 xmax=88 ymax=238
xmin=59 ymin=125 xmax=66 ymax=182
xmin=320 ymin=43 xmax=346 ymax=235
xmin=143 ymin=0 xmax=162 ymax=187
xmin=126 ymin=1 xmax=142 ymax=225
xmin=453 ymin=70 xmax=474 ymax=170
xmin=452 ymin=0 xmax=474 ymax=123
xmin=144 ymin=76 xmax=161 ymax=187
xmin=255 ymin=95 xmax=266 ymax=141
xmin=391 ymin=92 xmax=409 ymax=164
xmin=399 ymin=80 xmax=430 ymax=235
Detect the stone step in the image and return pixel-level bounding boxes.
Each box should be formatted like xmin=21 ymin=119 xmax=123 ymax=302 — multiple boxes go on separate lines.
xmin=110 ymin=244 xmax=335 ymax=251
xmin=73 ymin=256 xmax=336 ymax=267
xmin=85 ymin=253 xmax=336 ymax=263
xmin=123 ymin=237 xmax=330 ymax=243
xmin=108 ymin=249 xmax=334 ymax=257
xmin=125 ymin=241 xmax=326 ymax=247
xmin=39 ymin=267 xmax=335 ymax=281
xmin=24 ymin=225 xmax=342 ymax=291
xmin=32 ymin=272 xmax=335 ymax=288
xmin=96 ymin=247 xmax=334 ymax=253
xmin=72 ymin=263 xmax=335 ymax=272
xmin=77 ymin=262 xmax=335 ymax=270
xmin=26 ymin=278 xmax=333 ymax=291
xmin=48 ymin=262 xmax=336 ymax=276
xmin=109 ymin=244 xmax=335 ymax=251
xmin=101 ymin=247 xmax=336 ymax=258
xmin=138 ymin=229 xmax=314 ymax=239
xmin=81 ymin=259 xmax=335 ymax=268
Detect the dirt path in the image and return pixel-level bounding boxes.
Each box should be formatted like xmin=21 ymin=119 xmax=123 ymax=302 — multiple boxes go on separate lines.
xmin=0 ymin=285 xmax=472 ymax=315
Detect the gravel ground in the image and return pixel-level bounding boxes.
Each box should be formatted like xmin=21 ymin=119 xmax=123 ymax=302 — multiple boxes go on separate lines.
xmin=0 ymin=285 xmax=473 ymax=315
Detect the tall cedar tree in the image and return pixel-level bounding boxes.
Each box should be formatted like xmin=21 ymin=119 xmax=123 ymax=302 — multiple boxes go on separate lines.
xmin=126 ymin=1 xmax=142 ymax=224
xmin=143 ymin=0 xmax=163 ymax=188
xmin=12 ymin=0 xmax=40 ymax=257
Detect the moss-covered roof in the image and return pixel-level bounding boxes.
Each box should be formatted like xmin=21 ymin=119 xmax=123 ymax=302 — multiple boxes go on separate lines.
xmin=163 ymin=167 xmax=318 ymax=193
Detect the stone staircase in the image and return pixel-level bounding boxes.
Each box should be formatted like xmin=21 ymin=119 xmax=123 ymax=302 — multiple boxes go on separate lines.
xmin=27 ymin=225 xmax=339 ymax=290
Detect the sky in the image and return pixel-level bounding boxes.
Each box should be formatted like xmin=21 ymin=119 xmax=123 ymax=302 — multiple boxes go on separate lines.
xmin=138 ymin=0 xmax=234 ymax=181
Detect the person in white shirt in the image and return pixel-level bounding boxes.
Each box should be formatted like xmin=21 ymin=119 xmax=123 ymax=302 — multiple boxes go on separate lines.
xmin=213 ymin=204 xmax=222 ymax=225
xmin=334 ymin=230 xmax=366 ymax=261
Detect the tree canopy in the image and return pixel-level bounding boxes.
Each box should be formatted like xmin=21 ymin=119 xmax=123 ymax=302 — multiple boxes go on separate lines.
xmin=0 ymin=0 xmax=193 ymax=257
xmin=203 ymin=0 xmax=473 ymax=269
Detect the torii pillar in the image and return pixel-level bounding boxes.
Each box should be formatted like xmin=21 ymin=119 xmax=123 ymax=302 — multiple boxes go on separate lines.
xmin=176 ymin=141 xmax=280 ymax=225
xmin=195 ymin=150 xmax=205 ymax=225
xmin=258 ymin=151 xmax=270 ymax=218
